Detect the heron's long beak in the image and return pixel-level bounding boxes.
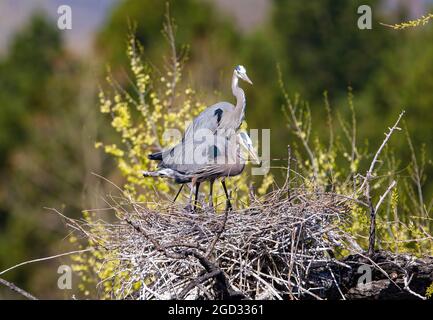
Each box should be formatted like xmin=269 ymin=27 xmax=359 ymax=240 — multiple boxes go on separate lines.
xmin=241 ymin=73 xmax=253 ymax=85
xmin=246 ymin=143 xmax=260 ymax=165
xmin=239 ymin=132 xmax=261 ymax=165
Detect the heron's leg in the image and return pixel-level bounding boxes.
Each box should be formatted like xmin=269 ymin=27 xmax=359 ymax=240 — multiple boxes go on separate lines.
xmin=173 ymin=184 xmax=184 ymax=203
xmin=184 ymin=182 xmax=194 ymax=212
xmin=221 ymin=180 xmax=232 ymax=210
xmin=193 ymin=181 xmax=201 ymax=212
xmin=208 ymin=180 xmax=214 ymax=209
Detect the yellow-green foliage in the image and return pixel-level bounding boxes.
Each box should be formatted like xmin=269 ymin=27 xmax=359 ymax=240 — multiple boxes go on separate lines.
xmin=96 ymin=35 xmax=199 ymax=200
xmin=73 ymin=33 xmax=272 ymax=299
xmin=426 ymin=282 xmax=433 ymax=299
xmin=382 ymin=13 xmax=433 ymax=30
xmin=279 ymin=74 xmax=433 ymax=257
xmin=70 ymin=210 xmax=139 ymax=299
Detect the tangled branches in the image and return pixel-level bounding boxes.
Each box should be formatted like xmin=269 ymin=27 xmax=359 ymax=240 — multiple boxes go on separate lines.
xmin=66 ymin=185 xmax=361 ymax=300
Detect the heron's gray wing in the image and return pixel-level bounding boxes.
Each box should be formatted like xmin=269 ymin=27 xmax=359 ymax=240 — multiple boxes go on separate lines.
xmin=158 ymin=102 xmax=234 ymax=170
xmin=183 ymin=102 xmax=234 ymax=141
xmin=183 ymin=134 xmax=243 ymax=179
xmin=190 ymin=161 xmax=245 ymax=181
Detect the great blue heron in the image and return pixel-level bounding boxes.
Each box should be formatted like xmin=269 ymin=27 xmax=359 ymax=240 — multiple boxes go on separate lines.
xmin=143 ymin=65 xmax=258 ymax=209
xmin=143 ymin=130 xmax=259 ymax=208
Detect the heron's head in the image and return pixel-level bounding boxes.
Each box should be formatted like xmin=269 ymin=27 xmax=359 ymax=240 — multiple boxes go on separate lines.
xmin=234 ymin=65 xmax=253 ymax=85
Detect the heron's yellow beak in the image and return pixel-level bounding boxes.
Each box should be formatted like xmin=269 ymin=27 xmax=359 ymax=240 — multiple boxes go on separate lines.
xmin=246 ymin=144 xmax=261 ymax=165
xmin=239 ymin=132 xmax=261 ymax=165
xmin=242 ymin=73 xmax=253 ymax=85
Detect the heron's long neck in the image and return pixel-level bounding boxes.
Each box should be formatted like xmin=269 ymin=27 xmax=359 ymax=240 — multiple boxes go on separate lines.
xmin=231 ymin=73 xmax=246 ymax=127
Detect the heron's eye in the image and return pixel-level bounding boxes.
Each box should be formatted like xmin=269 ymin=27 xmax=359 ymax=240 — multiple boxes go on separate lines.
xmin=236 ymin=65 xmax=246 ymax=74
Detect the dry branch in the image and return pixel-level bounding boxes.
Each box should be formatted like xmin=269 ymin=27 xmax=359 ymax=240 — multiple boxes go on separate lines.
xmin=359 ymin=111 xmax=405 ymax=255
xmin=0 ymin=277 xmax=38 ymax=300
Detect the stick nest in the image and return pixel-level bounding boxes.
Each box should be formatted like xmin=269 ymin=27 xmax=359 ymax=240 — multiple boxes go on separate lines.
xmin=73 ymin=188 xmax=361 ymax=300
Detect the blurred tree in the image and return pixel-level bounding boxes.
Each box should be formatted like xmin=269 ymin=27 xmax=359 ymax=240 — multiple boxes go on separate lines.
xmin=0 ymin=13 xmax=107 ymax=299
xmin=0 ymin=58 xmax=109 ymax=298
xmin=97 ymin=0 xmax=240 ymax=85
xmin=0 ymin=14 xmax=62 ymax=163
xmin=0 ymin=13 xmax=63 ymax=298
xmin=238 ymin=0 xmax=401 ymax=173
xmin=364 ymin=23 xmax=433 ymax=195
xmin=271 ymin=0 xmax=396 ymax=101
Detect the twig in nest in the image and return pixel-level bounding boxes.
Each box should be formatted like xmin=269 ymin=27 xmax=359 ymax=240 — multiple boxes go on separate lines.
xmin=206 ymin=201 xmax=230 ymax=258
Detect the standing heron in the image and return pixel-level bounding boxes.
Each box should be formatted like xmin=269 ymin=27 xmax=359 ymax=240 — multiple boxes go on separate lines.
xmin=143 ymin=130 xmax=259 ymax=209
xmin=143 ymin=65 xmax=257 ymax=209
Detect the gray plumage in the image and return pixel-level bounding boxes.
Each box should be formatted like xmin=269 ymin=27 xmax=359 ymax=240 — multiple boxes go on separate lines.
xmin=145 ymin=132 xmax=246 ymax=182
xmin=149 ymin=66 xmax=251 ymax=173
xmin=143 ymin=65 xmax=256 ymax=209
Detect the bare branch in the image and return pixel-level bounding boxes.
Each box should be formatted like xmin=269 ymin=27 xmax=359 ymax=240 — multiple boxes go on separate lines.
xmin=0 ymin=249 xmax=93 ymax=277
xmin=359 ymin=111 xmax=405 ymax=192
xmin=0 ymin=277 xmax=38 ymax=300
xmin=375 ymin=180 xmax=397 ymax=213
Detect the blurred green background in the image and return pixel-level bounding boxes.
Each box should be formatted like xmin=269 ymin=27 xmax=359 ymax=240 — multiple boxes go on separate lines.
xmin=1 ymin=0 xmax=433 ymax=298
